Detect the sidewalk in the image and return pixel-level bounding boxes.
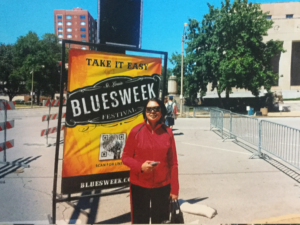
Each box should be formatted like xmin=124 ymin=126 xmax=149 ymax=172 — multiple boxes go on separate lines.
xmin=51 ymin=118 xmax=300 ymax=224
xmin=266 ymin=111 xmax=300 ymax=117
xmin=173 ymin=118 xmax=300 ymax=224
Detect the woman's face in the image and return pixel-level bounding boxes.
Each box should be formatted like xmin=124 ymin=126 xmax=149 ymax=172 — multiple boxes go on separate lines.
xmin=145 ymin=101 xmax=162 ymax=124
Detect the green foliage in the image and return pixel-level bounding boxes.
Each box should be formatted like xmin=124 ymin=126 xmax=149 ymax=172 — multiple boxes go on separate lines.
xmin=13 ymin=32 xmax=63 ymax=103
xmin=184 ymin=0 xmax=285 ymax=106
xmin=0 ymin=31 xmax=70 ymax=102
xmin=169 ymin=52 xmax=198 ymax=102
xmin=0 ymin=43 xmax=25 ymax=100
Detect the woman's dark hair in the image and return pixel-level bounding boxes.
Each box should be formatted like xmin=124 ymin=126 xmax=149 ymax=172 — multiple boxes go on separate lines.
xmin=142 ymin=98 xmax=166 ymax=123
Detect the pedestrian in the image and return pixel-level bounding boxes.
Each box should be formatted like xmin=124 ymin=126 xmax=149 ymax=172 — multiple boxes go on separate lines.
xmin=122 ymin=98 xmax=179 ymax=224
xmin=164 ymin=96 xmax=168 ymax=104
xmin=165 ymin=96 xmax=178 ymax=129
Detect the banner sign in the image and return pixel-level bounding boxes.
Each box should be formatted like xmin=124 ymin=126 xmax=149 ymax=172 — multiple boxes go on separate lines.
xmin=66 ymin=75 xmax=160 ymax=127
xmin=62 ymin=49 xmax=162 ymax=194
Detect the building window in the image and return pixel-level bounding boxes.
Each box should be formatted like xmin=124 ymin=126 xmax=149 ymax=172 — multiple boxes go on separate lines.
xmin=66 ymin=21 xmax=72 ymax=26
xmin=80 ymin=28 xmax=86 ymax=32
xmin=67 ymin=34 xmax=72 ymax=38
xmin=81 ymin=22 xmax=86 ymax=26
xmin=266 ymin=15 xmax=272 ymax=19
xmin=89 ymin=17 xmax=90 ymax=21
xmin=57 ymin=15 xmax=62 ymax=19
xmin=66 ymin=15 xmax=72 ymax=19
xmin=81 ymin=34 xmax=86 ymax=38
xmin=58 ymin=34 xmax=63 ymax=38
xmin=291 ymin=42 xmax=300 ymax=85
xmin=286 ymin=14 xmax=293 ymax=19
xmin=67 ymin=28 xmax=72 ymax=32
xmin=58 ymin=28 xmax=63 ymax=32
xmin=57 ymin=21 xmax=63 ymax=26
xmin=82 ymin=40 xmax=86 ymax=42
xmin=80 ymin=15 xmax=86 ymax=19
xmin=81 ymin=47 xmax=87 ymax=50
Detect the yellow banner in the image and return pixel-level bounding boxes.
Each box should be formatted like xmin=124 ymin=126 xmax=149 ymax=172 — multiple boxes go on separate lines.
xmin=61 ymin=49 xmax=161 ymax=193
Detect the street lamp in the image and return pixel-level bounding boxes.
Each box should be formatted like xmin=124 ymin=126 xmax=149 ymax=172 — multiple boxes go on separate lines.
xmin=30 ymin=65 xmax=44 ymax=108
xmin=180 ymin=23 xmax=188 ymax=116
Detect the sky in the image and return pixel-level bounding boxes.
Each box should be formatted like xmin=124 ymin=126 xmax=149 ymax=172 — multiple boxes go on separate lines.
xmin=0 ymin=0 xmax=298 ymax=68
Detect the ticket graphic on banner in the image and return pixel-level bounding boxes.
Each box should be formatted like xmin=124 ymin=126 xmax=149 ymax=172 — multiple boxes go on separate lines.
xmin=62 ymin=49 xmax=162 ymax=194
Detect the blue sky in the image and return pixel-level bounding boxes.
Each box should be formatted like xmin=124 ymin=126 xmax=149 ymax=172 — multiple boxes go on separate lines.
xmin=0 ymin=0 xmax=298 ymax=68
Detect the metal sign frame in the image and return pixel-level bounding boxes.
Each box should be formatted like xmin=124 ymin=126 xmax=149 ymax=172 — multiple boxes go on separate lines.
xmin=51 ymin=39 xmax=168 ymax=223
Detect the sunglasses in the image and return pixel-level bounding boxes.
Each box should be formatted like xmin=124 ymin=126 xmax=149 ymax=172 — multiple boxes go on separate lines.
xmin=146 ymin=106 xmax=161 ymax=113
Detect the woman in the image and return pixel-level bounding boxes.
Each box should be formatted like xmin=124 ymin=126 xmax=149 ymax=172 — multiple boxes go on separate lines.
xmin=122 ymin=98 xmax=179 ymax=224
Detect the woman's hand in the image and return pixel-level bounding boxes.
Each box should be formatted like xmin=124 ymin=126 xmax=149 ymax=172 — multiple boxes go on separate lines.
xmin=170 ymin=194 xmax=178 ymax=200
xmin=141 ymin=161 xmax=154 ymax=173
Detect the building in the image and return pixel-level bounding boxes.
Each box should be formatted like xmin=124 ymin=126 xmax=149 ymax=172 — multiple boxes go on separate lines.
xmin=261 ymin=2 xmax=300 ymax=98
xmin=205 ymin=2 xmax=300 ymax=99
xmin=54 ymin=8 xmax=97 ymax=50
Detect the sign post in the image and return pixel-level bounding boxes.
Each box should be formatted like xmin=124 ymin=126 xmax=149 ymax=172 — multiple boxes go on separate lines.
xmin=50 ymin=40 xmax=168 ymax=223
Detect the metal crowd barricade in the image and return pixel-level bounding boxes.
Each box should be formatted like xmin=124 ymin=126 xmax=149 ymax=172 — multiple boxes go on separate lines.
xmin=210 ymin=109 xmax=260 ymax=157
xmin=209 ymin=107 xmax=300 ymax=167
xmin=260 ymin=120 xmax=300 ymax=170
xmin=182 ymin=106 xmax=192 ymax=118
xmin=193 ymin=106 xmax=211 ymax=117
xmin=231 ymin=112 xmax=259 ymax=148
xmin=210 ymin=108 xmax=223 ymax=138
xmin=221 ymin=109 xmax=231 ymax=135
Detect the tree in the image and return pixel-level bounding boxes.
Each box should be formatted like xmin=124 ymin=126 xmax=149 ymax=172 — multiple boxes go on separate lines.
xmin=169 ymin=52 xmax=200 ymax=104
xmin=13 ymin=32 xmax=63 ymax=104
xmin=13 ymin=32 xmax=43 ymax=104
xmin=185 ymin=0 xmax=285 ymax=107
xmin=36 ymin=33 xmax=62 ymax=102
xmin=0 ymin=44 xmax=25 ymax=100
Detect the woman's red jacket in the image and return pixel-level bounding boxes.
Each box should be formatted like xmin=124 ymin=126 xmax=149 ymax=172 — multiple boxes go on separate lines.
xmin=121 ymin=121 xmax=179 ymax=195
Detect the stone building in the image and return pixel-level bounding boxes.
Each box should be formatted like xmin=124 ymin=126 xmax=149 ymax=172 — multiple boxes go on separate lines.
xmin=205 ymin=2 xmax=300 ymax=99
xmin=261 ymin=2 xmax=300 ymax=98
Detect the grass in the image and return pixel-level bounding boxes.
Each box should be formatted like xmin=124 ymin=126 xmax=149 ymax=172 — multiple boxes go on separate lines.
xmin=15 ymin=104 xmax=41 ymax=108
xmin=15 ymin=104 xmax=32 ymax=108
xmin=283 ymin=98 xmax=300 ymax=101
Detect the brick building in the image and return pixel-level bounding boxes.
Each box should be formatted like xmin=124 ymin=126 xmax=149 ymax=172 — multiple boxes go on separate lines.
xmin=54 ymin=8 xmax=97 ymax=50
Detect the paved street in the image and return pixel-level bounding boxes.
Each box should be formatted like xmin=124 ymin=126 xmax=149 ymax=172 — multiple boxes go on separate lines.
xmin=0 ymin=108 xmax=300 ymax=224
xmin=262 ymin=117 xmax=300 ymax=129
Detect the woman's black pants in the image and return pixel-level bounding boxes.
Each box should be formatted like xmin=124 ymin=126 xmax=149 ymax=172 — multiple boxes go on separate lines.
xmin=130 ymin=183 xmax=170 ymax=224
